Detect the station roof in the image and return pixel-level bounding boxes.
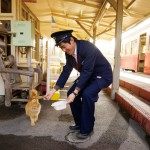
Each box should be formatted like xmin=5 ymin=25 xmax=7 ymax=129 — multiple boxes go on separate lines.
xmin=24 ymin=0 xmax=150 ymax=40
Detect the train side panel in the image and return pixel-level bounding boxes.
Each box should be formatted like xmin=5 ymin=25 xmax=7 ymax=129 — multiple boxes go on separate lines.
xmin=121 ymin=55 xmax=138 ymax=72
xmin=144 ymin=53 xmax=150 ymax=74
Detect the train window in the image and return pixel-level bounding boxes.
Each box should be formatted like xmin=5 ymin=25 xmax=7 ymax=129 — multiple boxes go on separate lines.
xmin=140 ymin=33 xmax=146 ymax=53
xmin=131 ymin=39 xmax=138 ymax=54
xmin=125 ymin=42 xmax=131 ymax=55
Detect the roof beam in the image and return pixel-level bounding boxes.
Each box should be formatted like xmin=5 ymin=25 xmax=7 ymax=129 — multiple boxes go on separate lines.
xmin=107 ymin=0 xmax=117 ymax=11
xmin=126 ymin=0 xmax=136 ymax=9
xmin=103 ymin=15 xmax=116 ymax=18
xmin=103 ymin=14 xmax=127 ymax=18
xmin=99 ymin=23 xmax=115 ymax=29
xmin=108 ymin=8 xmax=144 ymax=18
xmin=52 ymin=13 xmax=75 ymax=20
xmin=97 ymin=18 xmax=115 ymax=37
xmin=41 ymin=21 xmax=87 ymax=30
xmin=79 ymin=22 xmax=92 ymax=27
xmin=106 ymin=0 xmax=129 ymax=16
xmin=58 ymin=24 xmax=89 ymax=31
xmin=74 ymin=16 xmax=95 ymax=20
xmin=62 ymin=0 xmax=100 ymax=8
xmin=39 ymin=12 xmax=95 ymax=20
xmin=128 ymin=11 xmax=144 ymax=18
xmin=96 ymin=28 xmax=112 ymax=37
xmin=76 ymin=21 xmax=93 ymax=38
xmin=52 ymin=13 xmax=93 ymax=24
xmin=91 ymin=0 xmax=108 ymax=29
xmin=104 ymin=32 xmax=114 ymax=36
xmin=77 ymin=19 xmax=93 ymax=24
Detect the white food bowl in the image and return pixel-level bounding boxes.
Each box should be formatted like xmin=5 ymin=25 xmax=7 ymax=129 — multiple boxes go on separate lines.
xmin=51 ymin=101 xmax=67 ymax=110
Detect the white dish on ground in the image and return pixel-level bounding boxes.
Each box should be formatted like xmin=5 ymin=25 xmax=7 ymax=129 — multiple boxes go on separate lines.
xmin=51 ymin=100 xmax=67 ymax=110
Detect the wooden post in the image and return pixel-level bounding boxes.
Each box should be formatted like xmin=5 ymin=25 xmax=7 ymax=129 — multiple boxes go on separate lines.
xmin=46 ymin=27 xmax=52 ymax=93
xmin=27 ymin=46 xmax=31 ymax=82
xmin=46 ymin=17 xmax=55 ymax=93
xmin=111 ymin=0 xmax=123 ymax=99
xmin=93 ymin=26 xmax=97 ymax=44
xmin=27 ymin=47 xmax=31 ymax=67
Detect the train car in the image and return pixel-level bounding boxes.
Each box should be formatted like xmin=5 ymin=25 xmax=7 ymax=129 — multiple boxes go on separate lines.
xmin=121 ymin=18 xmax=150 ymax=75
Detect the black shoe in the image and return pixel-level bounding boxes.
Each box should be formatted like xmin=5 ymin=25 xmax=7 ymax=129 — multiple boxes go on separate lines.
xmin=76 ymin=131 xmax=93 ymax=139
xmin=69 ymin=124 xmax=80 ymax=131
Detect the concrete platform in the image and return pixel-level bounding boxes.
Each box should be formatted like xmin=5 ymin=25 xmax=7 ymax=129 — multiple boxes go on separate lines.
xmin=0 ymin=77 xmax=149 ymax=150
xmin=120 ymin=71 xmax=150 ymax=102
xmin=112 ymin=71 xmax=150 ymax=136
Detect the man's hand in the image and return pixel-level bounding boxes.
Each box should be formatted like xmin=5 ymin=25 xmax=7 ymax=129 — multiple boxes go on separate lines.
xmin=66 ymin=89 xmax=79 ymax=104
xmin=66 ymin=93 xmax=76 ymax=104
xmin=44 ymin=88 xmax=56 ymax=100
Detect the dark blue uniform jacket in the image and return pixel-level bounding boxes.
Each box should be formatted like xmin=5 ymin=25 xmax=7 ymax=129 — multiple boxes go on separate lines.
xmin=56 ymin=40 xmax=113 ymax=91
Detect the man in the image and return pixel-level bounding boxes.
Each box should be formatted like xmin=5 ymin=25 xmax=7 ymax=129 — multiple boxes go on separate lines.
xmin=45 ymin=30 xmax=113 ymax=139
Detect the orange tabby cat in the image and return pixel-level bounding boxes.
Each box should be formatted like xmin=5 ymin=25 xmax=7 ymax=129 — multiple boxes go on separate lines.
xmin=25 ymin=89 xmax=43 ymax=126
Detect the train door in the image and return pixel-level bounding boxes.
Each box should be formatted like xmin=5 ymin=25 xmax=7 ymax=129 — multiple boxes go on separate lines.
xmin=138 ymin=33 xmax=146 ymax=72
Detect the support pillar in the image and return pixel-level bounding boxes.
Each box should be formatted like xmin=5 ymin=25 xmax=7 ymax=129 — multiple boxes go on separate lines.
xmin=111 ymin=0 xmax=123 ymax=99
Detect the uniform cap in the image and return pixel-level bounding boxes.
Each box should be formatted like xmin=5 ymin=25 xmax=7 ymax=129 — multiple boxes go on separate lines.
xmin=51 ymin=30 xmax=73 ymax=46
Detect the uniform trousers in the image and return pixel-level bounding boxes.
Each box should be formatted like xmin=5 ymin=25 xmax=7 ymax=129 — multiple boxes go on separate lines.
xmin=67 ymin=77 xmax=109 ymax=134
